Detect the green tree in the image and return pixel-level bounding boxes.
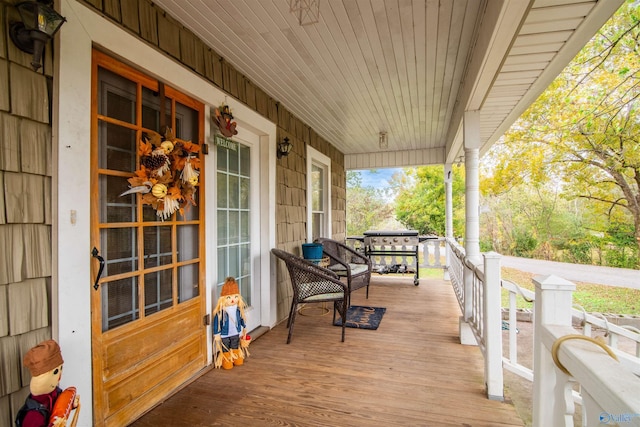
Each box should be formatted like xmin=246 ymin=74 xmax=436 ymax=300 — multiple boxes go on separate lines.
xmin=480 ymin=184 xmax=591 ymax=260
xmin=483 ymin=0 xmax=640 ymax=266
xmin=394 ymin=165 xmax=465 ymax=236
xmin=346 ymin=171 xmax=396 ymax=235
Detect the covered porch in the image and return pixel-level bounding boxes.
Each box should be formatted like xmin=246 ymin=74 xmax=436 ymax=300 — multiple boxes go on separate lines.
xmin=130 ymin=275 xmax=524 ymax=426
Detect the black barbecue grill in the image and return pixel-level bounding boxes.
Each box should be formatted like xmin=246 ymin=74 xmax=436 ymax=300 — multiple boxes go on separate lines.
xmin=363 ymin=230 xmax=429 ymax=286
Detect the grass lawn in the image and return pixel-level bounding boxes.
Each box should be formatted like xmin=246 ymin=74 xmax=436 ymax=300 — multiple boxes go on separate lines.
xmin=501 ymin=267 xmax=640 ymax=315
xmin=393 ymin=266 xmax=640 ymax=315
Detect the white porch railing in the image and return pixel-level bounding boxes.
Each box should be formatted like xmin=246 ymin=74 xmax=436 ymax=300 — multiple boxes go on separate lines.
xmin=446 ymin=237 xmax=640 ymax=426
xmin=445 ymin=238 xmax=504 ymax=400
xmin=502 ymin=279 xmax=640 ymax=382
xmin=532 ymin=275 xmax=640 ymax=427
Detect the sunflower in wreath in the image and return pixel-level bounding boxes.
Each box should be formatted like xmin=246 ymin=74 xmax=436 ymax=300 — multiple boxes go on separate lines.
xmin=120 ymin=128 xmax=201 ymax=220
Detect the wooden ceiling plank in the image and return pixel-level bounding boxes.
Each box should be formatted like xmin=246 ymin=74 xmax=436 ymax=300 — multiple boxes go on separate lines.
xmin=401 ymin=0 xmax=421 ymax=149
xmin=355 ymin=0 xmax=403 ymax=144
xmin=527 ymin=2 xmax=595 ymax=22
xmin=424 ymin=0 xmax=439 ymax=147
xmin=514 ymin=30 xmax=573 ymax=46
xmin=378 ymin=0 xmax=412 ymax=149
xmin=496 ymin=70 xmax=542 ymax=80
xmin=353 ymin=0 xmax=406 ymax=150
xmin=367 ymin=0 xmax=410 ymax=149
xmin=430 ymin=0 xmax=453 ymax=145
xmin=521 ymin=18 xmax=584 ymax=35
xmin=510 ymin=42 xmax=565 ymax=55
xmin=504 ymin=52 xmax=556 ymax=65
xmin=397 ymin=0 xmax=422 ymax=149
xmin=438 ymin=0 xmax=481 ymax=148
xmin=413 ymin=0 xmax=428 ymax=148
xmin=501 ymin=62 xmax=549 ymax=73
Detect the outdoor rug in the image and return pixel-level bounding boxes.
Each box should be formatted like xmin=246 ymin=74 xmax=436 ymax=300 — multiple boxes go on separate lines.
xmin=334 ymin=306 xmax=386 ymax=330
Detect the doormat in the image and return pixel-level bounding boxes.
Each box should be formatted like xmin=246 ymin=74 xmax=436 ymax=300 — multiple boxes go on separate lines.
xmin=334 ymin=306 xmax=386 ymax=330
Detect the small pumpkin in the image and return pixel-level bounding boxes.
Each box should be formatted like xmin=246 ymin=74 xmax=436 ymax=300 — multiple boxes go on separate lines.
xmin=160 ymin=140 xmax=174 ymax=154
xmin=188 ymin=175 xmax=199 ymax=186
xmin=151 ymin=183 xmax=168 ymax=198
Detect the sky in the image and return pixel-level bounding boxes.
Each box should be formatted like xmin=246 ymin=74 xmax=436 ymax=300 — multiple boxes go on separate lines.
xmin=355 ymin=168 xmax=402 ymax=189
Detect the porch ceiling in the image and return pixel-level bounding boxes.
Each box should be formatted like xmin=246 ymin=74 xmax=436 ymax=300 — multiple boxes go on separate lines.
xmin=153 ymin=0 xmax=623 ymax=169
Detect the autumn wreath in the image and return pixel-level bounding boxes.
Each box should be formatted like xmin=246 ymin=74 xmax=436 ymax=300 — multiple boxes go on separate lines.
xmin=120 ymin=128 xmax=200 ymax=220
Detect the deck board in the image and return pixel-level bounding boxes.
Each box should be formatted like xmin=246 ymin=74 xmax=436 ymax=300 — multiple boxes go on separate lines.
xmin=129 ymin=276 xmax=524 ymax=426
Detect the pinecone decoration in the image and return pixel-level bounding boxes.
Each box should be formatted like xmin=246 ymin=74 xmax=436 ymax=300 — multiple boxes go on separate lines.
xmin=141 ymin=154 xmax=165 ymax=170
xmin=141 ymin=151 xmax=170 ymax=176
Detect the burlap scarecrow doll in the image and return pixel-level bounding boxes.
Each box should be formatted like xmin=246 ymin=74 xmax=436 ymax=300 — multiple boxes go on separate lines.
xmin=16 ymin=340 xmax=80 ymax=427
xmin=213 ymin=277 xmax=251 ymax=369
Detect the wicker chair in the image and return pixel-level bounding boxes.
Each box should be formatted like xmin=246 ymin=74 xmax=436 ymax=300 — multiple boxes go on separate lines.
xmin=314 ymin=237 xmax=372 ymax=306
xmin=271 ymin=248 xmax=348 ymax=343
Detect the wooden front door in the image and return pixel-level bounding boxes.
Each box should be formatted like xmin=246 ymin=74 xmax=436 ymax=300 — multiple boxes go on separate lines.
xmin=90 ymin=50 xmax=207 ymax=427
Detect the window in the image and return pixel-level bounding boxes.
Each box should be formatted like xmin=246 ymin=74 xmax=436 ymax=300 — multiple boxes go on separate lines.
xmin=306 ymin=146 xmax=331 ymax=242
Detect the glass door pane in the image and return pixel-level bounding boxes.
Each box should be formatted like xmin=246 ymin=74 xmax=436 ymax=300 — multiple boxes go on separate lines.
xmin=216 ymin=141 xmax=252 ymax=306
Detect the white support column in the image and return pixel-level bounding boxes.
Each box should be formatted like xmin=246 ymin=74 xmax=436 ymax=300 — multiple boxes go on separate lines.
xmin=464 ymin=110 xmax=481 ymax=264
xmin=532 ymin=275 xmax=576 ymax=427
xmin=444 ymin=163 xmax=453 ymax=280
xmin=460 ymin=110 xmax=481 ymax=342
xmin=483 ymin=252 xmax=504 ymax=401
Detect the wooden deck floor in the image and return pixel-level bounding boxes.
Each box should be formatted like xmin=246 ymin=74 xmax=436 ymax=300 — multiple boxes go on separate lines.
xmin=129 ymin=275 xmax=524 ymax=427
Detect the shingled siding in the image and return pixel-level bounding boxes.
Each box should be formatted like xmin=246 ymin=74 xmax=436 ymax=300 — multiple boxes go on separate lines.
xmin=0 ymin=1 xmax=56 ymax=424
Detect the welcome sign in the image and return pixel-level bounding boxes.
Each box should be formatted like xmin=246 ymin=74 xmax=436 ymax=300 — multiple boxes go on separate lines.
xmin=215 ymin=135 xmax=237 ymax=151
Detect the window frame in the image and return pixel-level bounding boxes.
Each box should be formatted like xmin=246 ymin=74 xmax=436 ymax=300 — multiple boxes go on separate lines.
xmin=306 ymin=145 xmax=331 ymax=242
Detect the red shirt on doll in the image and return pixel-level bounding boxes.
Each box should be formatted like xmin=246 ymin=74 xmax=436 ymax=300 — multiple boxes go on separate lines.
xmin=21 ymin=387 xmax=62 ymax=427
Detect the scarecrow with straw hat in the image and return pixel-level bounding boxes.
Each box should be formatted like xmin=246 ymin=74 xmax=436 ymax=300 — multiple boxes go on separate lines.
xmin=213 ymin=277 xmax=251 ymax=369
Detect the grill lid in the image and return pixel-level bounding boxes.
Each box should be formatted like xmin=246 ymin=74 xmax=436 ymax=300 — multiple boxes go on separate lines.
xmin=363 ymin=230 xmax=419 ymax=237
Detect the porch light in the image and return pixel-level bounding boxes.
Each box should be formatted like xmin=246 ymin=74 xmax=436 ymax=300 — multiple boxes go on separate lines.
xmin=379 ymin=132 xmax=388 ymax=149
xmin=289 ymin=0 xmax=319 ymax=26
xmin=10 ymin=1 xmax=66 ymax=71
xmin=277 ymin=137 xmax=293 ymax=159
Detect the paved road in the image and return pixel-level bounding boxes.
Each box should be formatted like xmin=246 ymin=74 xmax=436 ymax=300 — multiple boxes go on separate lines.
xmin=501 ymin=255 xmax=640 ymax=290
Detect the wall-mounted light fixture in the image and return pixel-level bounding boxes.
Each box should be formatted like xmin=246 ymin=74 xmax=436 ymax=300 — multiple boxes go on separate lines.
xmin=379 ymin=131 xmax=388 ymax=149
xmin=10 ymin=1 xmax=66 ymax=71
xmin=277 ymin=137 xmax=293 ymax=159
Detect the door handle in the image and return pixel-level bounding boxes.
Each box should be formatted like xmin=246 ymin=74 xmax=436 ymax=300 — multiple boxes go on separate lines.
xmin=91 ymin=247 xmax=105 ymax=290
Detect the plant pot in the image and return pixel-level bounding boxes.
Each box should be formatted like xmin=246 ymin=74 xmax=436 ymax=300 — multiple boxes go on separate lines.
xmin=301 ymin=243 xmax=323 ymax=260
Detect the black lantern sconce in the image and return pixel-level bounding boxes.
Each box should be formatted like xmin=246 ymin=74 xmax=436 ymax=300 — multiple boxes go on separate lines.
xmin=10 ymin=1 xmax=67 ymax=71
xmin=277 ymin=137 xmax=293 ymax=159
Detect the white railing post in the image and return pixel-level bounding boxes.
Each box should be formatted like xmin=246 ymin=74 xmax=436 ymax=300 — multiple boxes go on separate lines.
xmin=460 ymin=258 xmax=477 ymax=345
xmin=444 ymin=163 xmax=453 ymax=280
xmin=532 ymin=275 xmax=576 ymax=427
xmin=483 ymin=252 xmax=503 ymax=400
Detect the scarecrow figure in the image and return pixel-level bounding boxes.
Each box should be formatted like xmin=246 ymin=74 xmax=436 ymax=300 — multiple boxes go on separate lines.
xmin=16 ymin=340 xmax=80 ymax=427
xmin=213 ymin=277 xmax=251 ymax=369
